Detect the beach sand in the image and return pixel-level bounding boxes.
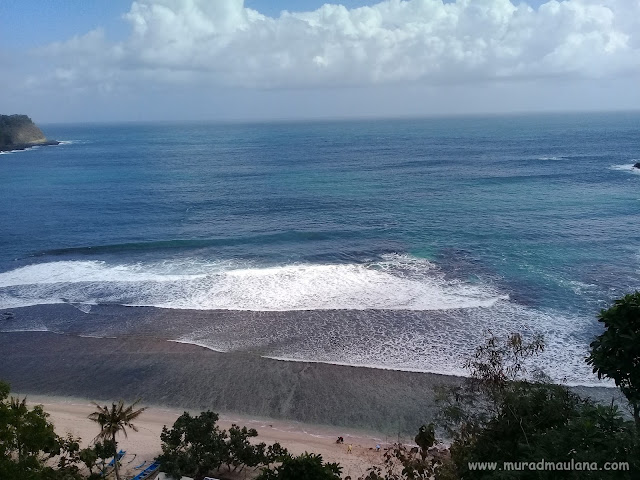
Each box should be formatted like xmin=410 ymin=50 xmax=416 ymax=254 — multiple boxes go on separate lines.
xmin=27 ymin=395 xmax=388 ymax=480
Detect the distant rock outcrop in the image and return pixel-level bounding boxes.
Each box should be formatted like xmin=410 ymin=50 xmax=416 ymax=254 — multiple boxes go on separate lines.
xmin=633 ymin=162 xmax=640 ymax=169
xmin=0 ymin=114 xmax=59 ymax=152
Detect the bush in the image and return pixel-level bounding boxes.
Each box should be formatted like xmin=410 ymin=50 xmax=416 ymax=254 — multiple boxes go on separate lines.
xmin=158 ymin=411 xmax=288 ymax=480
xmin=439 ymin=333 xmax=640 ymax=479
xmin=257 ymin=452 xmax=341 ymax=480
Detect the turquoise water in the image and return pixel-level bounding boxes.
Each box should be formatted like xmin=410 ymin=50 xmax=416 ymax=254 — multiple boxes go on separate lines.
xmin=0 ymin=113 xmax=638 ymax=383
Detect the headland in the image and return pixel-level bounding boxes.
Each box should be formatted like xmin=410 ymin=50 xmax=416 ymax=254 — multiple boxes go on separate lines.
xmin=0 ymin=114 xmax=59 ymax=152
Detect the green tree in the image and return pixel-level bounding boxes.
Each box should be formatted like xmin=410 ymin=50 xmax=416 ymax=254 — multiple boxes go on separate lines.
xmin=257 ymin=452 xmax=341 ymax=480
xmin=439 ymin=333 xmax=639 ymax=479
xmin=360 ymin=435 xmax=443 ymax=480
xmin=414 ymin=424 xmax=436 ymax=461
xmin=158 ymin=411 xmax=228 ymax=480
xmin=159 ymin=411 xmax=288 ymax=480
xmin=88 ymin=399 xmax=146 ymax=480
xmin=78 ymin=446 xmax=98 ymax=476
xmin=222 ymin=423 xmax=272 ymax=473
xmin=0 ymin=381 xmax=83 ymax=480
xmin=587 ymin=291 xmax=640 ymax=429
xmin=92 ymin=440 xmax=117 ymax=478
xmin=54 ymin=433 xmax=82 ymax=475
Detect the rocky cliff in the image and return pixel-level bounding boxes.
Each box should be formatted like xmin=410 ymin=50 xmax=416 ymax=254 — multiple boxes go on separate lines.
xmin=0 ymin=114 xmax=59 ymax=152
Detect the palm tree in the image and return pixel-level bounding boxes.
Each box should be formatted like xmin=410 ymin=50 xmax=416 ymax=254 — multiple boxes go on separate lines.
xmin=89 ymin=399 xmax=146 ymax=480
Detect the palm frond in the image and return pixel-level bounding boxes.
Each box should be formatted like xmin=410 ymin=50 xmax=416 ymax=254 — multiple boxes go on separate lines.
xmin=88 ymin=399 xmax=147 ymax=443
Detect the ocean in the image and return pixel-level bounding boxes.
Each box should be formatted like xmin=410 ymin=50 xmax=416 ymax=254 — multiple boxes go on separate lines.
xmin=1 ymin=112 xmax=638 ymax=385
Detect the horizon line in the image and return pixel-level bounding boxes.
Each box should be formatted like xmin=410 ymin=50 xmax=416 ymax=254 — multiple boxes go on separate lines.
xmin=36 ymin=107 xmax=640 ymax=126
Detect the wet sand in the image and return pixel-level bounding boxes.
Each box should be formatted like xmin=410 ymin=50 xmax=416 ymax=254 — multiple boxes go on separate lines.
xmin=0 ymin=330 xmax=458 ymax=435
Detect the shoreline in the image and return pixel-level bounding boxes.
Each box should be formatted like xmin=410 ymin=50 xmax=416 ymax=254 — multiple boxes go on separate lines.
xmin=0 ymin=330 xmax=461 ymax=435
xmin=0 ymin=327 xmax=622 ymax=435
xmin=0 ymin=303 xmax=610 ymax=386
xmin=0 ymin=139 xmax=60 ymax=153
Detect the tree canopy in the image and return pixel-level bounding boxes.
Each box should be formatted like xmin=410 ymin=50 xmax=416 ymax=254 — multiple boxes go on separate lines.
xmin=0 ymin=381 xmax=85 ymax=480
xmin=158 ymin=410 xmax=288 ymax=480
xmin=438 ymin=333 xmax=640 ymax=479
xmin=257 ymin=452 xmax=342 ymax=480
xmin=587 ymin=291 xmax=640 ymax=429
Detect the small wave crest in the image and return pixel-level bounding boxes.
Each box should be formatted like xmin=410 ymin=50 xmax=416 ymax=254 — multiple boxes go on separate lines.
xmin=0 ymin=148 xmax=32 ymax=155
xmin=610 ymin=163 xmax=640 ymax=175
xmin=0 ymin=255 xmax=506 ymax=311
xmin=537 ymin=155 xmax=568 ymax=160
xmin=32 ymin=230 xmax=357 ymax=257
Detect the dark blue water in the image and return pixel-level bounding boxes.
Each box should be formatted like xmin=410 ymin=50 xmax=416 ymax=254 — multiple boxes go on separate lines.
xmin=1 ymin=113 xmax=638 ymax=383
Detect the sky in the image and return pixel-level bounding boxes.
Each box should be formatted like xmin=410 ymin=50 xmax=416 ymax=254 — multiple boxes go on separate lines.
xmin=1 ymin=0 xmax=639 ymax=123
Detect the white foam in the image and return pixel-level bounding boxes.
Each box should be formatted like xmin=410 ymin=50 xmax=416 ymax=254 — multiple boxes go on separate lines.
xmin=168 ymin=339 xmax=226 ymax=353
xmin=0 ymin=326 xmax=50 ymax=333
xmin=0 ymin=148 xmax=31 ymax=155
xmin=0 ymin=294 xmax=64 ymax=309
xmin=170 ymin=297 xmax=608 ymax=385
xmin=261 ymin=354 xmax=447 ymax=375
xmin=610 ymin=164 xmax=640 ymax=175
xmin=0 ymin=256 xmax=506 ymax=311
xmin=0 ymin=255 xmax=608 ymax=384
xmin=77 ymin=334 xmax=117 ymax=339
xmin=0 ymin=260 xmax=209 ymax=287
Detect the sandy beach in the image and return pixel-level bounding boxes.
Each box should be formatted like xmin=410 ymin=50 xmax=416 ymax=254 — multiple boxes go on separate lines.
xmin=26 ymin=395 xmax=388 ymax=479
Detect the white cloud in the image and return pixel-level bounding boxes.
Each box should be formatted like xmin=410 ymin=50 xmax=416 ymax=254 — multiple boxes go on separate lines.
xmin=22 ymin=0 xmax=640 ymax=93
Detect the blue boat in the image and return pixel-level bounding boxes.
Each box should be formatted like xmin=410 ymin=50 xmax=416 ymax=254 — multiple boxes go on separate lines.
xmin=107 ymin=450 xmax=126 ymax=467
xmin=131 ymin=461 xmax=160 ymax=480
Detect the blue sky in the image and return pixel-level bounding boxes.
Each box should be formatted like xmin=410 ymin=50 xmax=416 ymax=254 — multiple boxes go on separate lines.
xmin=1 ymin=0 xmax=638 ymax=122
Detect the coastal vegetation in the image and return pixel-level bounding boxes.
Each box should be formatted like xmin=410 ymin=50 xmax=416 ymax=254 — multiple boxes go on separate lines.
xmin=158 ymin=410 xmax=288 ymax=479
xmin=0 ymin=292 xmax=638 ymax=479
xmin=587 ymin=291 xmax=640 ymax=429
xmin=88 ymin=400 xmax=146 ymax=480
xmin=432 ymin=333 xmax=639 ymax=479
xmin=257 ymin=453 xmax=342 ymax=480
xmin=0 ymin=380 xmax=87 ymax=479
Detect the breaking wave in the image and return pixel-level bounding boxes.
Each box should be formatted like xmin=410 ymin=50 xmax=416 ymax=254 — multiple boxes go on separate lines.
xmin=0 ymin=255 xmax=506 ymax=311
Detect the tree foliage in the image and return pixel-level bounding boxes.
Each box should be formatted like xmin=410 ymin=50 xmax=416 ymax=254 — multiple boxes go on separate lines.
xmin=360 ymin=428 xmax=444 ymax=480
xmin=438 ymin=333 xmax=640 ymax=479
xmin=0 ymin=381 xmax=84 ymax=480
xmin=257 ymin=452 xmax=341 ymax=480
xmin=88 ymin=399 xmax=146 ymax=480
xmin=158 ymin=411 xmax=288 ymax=480
xmin=587 ymin=291 xmax=640 ymax=428
xmin=414 ymin=424 xmax=435 ymax=461
xmin=80 ymin=439 xmax=116 ymax=479
xmin=158 ymin=411 xmax=227 ymax=480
